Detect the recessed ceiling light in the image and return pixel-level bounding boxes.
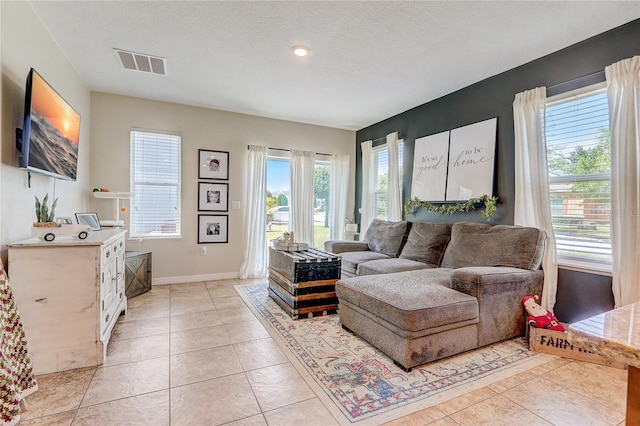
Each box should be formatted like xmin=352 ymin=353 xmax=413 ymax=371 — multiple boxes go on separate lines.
xmin=292 ymin=45 xmax=310 ymax=57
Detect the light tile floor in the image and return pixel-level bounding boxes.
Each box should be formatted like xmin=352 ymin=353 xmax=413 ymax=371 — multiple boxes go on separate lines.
xmin=20 ymin=278 xmax=628 ymax=426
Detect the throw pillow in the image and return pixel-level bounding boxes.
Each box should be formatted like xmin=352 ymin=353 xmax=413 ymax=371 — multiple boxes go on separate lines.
xmin=364 ymin=219 xmax=409 ymax=257
xmin=399 ymin=222 xmax=452 ymax=267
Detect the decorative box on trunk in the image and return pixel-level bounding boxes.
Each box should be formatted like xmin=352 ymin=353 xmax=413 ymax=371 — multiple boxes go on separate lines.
xmin=528 ymin=323 xmax=626 ymax=369
xmin=268 ymin=247 xmax=341 ymax=320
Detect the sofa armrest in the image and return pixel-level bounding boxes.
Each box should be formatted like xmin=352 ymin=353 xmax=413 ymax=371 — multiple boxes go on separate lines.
xmin=450 ymin=266 xmax=544 ymax=347
xmin=324 ymin=240 xmax=370 ymax=254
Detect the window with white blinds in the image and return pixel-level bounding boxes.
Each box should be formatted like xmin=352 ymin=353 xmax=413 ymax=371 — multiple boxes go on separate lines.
xmin=130 ymin=130 xmax=181 ymax=238
xmin=545 ymin=84 xmax=611 ymax=265
xmin=373 ymin=143 xmax=403 ymax=219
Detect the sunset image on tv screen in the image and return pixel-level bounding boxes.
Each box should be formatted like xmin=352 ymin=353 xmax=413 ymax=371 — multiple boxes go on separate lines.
xmin=28 ymin=70 xmax=80 ymax=180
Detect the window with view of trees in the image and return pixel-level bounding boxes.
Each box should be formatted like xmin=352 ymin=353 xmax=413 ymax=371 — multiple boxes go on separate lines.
xmin=265 ymin=155 xmax=332 ymax=250
xmin=373 ymin=143 xmax=403 ymax=219
xmin=546 ymin=84 xmax=611 ymax=265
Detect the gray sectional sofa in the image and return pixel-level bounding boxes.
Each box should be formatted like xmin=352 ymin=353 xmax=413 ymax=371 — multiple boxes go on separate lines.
xmin=325 ymin=219 xmax=546 ymax=371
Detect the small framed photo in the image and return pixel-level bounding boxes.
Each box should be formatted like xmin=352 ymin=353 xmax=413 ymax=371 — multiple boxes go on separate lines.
xmin=75 ymin=212 xmax=101 ymax=231
xmin=199 ymin=149 xmax=229 ymax=180
xmin=198 ymin=214 xmax=228 ymax=243
xmin=198 ymin=182 xmax=229 ymax=212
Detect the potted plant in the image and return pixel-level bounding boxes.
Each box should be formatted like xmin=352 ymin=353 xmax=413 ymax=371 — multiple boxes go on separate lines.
xmin=33 ymin=194 xmax=58 ymax=227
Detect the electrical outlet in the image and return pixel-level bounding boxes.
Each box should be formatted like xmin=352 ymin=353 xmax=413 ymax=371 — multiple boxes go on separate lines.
xmin=200 ymin=246 xmax=207 ymax=256
xmin=232 ymin=201 xmax=241 ymax=210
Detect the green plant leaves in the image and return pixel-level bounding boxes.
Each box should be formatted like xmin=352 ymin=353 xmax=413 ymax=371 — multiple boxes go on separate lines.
xmin=404 ymin=195 xmax=498 ymax=221
xmin=34 ymin=194 xmax=59 ymax=223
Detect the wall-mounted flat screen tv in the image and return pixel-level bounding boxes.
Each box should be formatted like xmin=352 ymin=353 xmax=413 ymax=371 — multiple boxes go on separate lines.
xmin=19 ymin=68 xmax=81 ymax=181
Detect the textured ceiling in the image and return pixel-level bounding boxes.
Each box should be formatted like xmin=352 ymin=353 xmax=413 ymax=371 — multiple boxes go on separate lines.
xmin=29 ymin=1 xmax=640 ymax=130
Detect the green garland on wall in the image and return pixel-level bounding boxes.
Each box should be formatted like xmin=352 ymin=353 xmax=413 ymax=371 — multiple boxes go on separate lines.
xmin=404 ymin=194 xmax=498 ymax=221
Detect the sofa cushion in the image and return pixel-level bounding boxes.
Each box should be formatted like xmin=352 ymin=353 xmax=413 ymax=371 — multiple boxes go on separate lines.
xmin=324 ymin=240 xmax=369 ymax=255
xmin=340 ymin=251 xmax=390 ymax=276
xmin=440 ymin=222 xmax=546 ymax=270
xmin=399 ymin=222 xmax=451 ymax=267
xmin=356 ymin=258 xmax=433 ymax=276
xmin=336 ymin=269 xmax=476 ymax=332
xmin=364 ymin=219 xmax=410 ymax=257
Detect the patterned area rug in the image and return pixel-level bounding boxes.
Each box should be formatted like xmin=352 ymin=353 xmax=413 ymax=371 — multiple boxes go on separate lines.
xmin=236 ymin=283 xmax=549 ymax=425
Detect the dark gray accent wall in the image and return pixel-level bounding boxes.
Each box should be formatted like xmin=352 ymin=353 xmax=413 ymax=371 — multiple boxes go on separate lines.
xmin=355 ymin=19 xmax=640 ymax=321
xmin=553 ymin=269 xmax=614 ymax=323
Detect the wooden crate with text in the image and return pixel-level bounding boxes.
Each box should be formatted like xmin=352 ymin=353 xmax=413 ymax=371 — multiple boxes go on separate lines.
xmin=528 ymin=324 xmax=626 ymax=369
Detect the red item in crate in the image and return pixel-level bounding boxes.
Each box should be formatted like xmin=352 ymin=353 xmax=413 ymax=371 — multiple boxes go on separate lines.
xmin=522 ymin=295 xmax=565 ymax=332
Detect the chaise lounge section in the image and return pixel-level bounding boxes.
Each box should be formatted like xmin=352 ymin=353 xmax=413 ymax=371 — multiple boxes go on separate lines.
xmin=326 ymin=220 xmax=546 ymax=371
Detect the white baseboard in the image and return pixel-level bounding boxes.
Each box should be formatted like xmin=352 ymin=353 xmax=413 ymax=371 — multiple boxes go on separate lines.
xmin=153 ymin=272 xmax=239 ymax=285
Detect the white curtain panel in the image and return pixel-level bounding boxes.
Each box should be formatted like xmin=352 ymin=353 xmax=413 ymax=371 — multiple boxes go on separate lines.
xmin=387 ymin=132 xmax=402 ymax=221
xmin=360 ymin=141 xmax=374 ymax=237
xmin=239 ymin=145 xmax=268 ymax=279
xmin=607 ymin=56 xmax=640 ymax=307
xmin=513 ymin=87 xmax=559 ymax=311
xmin=290 ymin=150 xmax=316 ymax=245
xmin=329 ymin=154 xmax=350 ymax=240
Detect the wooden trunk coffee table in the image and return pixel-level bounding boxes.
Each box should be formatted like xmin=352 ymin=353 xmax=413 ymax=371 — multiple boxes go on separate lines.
xmin=268 ymin=247 xmax=341 ymax=320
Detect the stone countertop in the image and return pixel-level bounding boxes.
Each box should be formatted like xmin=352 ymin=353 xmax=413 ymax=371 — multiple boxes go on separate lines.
xmin=568 ymin=302 xmax=640 ymax=369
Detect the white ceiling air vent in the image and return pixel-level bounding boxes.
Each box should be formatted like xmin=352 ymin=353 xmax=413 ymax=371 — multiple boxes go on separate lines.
xmin=114 ymin=48 xmax=166 ymax=75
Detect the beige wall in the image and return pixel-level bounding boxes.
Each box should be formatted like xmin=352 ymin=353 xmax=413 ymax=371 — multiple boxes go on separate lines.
xmin=0 ymin=2 xmax=355 ymax=279
xmin=90 ymin=93 xmax=355 ymax=282
xmin=0 ymin=2 xmax=91 ymax=262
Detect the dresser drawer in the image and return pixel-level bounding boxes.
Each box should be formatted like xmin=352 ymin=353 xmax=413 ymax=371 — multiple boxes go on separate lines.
xmin=101 ymin=235 xmax=125 ymax=265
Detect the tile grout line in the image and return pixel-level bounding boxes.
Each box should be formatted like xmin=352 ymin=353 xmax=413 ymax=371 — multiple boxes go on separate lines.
xmin=220 ymin=279 xmax=271 ymax=424
xmin=103 ymin=283 xmax=261 ymax=422
xmin=503 ymin=362 xmax=627 ymax=424
xmin=69 ymin=389 xmax=170 ymax=411
xmin=168 ymin=283 xmax=173 ymax=425
xmin=499 ymin=390 xmax=561 ymax=426
xmin=492 ymin=364 xmax=559 ymax=424
xmin=36 ymin=279 xmax=627 ymax=425
xmin=235 ymin=279 xmax=342 ymax=426
xmin=69 ymin=366 xmax=98 ymax=425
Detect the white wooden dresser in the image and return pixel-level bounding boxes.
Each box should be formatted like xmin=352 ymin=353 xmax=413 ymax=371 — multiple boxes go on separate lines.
xmin=8 ymin=230 xmax=127 ymax=374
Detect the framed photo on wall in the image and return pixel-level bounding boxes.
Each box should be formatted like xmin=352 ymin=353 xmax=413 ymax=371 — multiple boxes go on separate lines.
xmin=198 ymin=214 xmax=228 ymax=243
xmin=199 ymin=149 xmax=229 ymax=180
xmin=198 ymin=182 xmax=229 ymax=212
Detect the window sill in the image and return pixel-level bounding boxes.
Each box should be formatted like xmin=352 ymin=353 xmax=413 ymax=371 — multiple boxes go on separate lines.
xmin=129 ymin=235 xmax=182 ymax=241
xmin=557 ymin=259 xmax=611 ymax=276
